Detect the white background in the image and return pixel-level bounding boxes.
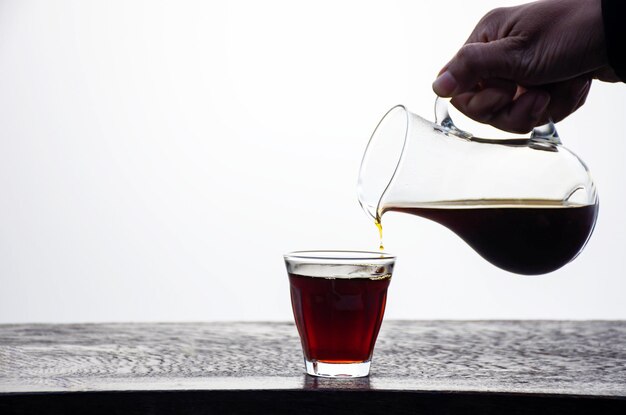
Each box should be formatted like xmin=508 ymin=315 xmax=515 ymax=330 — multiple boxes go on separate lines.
xmin=1 ymin=0 xmax=624 ymax=323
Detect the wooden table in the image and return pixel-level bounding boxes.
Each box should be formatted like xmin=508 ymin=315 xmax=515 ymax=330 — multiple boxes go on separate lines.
xmin=0 ymin=321 xmax=625 ymax=414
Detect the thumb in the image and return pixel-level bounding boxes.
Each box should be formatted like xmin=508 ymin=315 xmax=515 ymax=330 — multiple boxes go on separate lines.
xmin=433 ymin=39 xmax=522 ymax=97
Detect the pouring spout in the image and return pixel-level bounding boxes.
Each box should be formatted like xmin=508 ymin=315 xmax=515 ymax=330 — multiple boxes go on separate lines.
xmin=357 ymin=105 xmax=409 ymax=223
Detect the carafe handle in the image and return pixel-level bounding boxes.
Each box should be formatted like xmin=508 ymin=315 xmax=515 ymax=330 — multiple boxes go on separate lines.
xmin=434 ymin=97 xmax=561 ymax=145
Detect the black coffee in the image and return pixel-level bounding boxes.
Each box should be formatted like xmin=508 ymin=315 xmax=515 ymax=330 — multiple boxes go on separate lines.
xmin=385 ymin=200 xmax=598 ymax=275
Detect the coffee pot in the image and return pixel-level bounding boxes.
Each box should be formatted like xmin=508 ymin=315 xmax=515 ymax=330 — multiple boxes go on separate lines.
xmin=357 ymin=98 xmax=598 ymax=275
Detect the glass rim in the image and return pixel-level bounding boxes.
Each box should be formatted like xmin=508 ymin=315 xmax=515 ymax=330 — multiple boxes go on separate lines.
xmin=284 ymin=250 xmax=395 ymax=261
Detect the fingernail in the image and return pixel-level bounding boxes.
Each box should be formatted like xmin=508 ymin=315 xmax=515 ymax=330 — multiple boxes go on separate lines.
xmin=432 ymin=71 xmax=458 ymax=97
xmin=531 ymin=93 xmax=550 ymax=119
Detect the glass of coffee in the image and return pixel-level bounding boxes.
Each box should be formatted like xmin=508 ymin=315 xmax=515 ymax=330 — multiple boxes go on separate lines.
xmin=284 ymin=250 xmax=395 ymax=378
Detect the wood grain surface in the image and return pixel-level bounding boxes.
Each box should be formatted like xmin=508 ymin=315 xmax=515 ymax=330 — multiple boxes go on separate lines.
xmin=1 ymin=321 xmax=625 ymax=414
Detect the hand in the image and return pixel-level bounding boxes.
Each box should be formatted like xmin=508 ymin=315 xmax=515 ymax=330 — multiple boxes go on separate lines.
xmin=432 ymin=0 xmax=620 ymax=133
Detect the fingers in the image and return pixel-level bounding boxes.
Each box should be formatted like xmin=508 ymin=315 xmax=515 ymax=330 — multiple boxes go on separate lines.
xmin=464 ymin=7 xmax=510 ymax=44
xmin=449 ymin=76 xmax=592 ymax=134
xmin=542 ymin=76 xmax=591 ymax=124
xmin=431 ymin=2 xmax=593 ymax=133
xmin=486 ymin=90 xmax=551 ymax=133
xmin=452 ymin=89 xmax=550 ymax=134
xmin=450 ymin=79 xmax=518 ymax=124
xmin=432 ymin=38 xmax=522 ymax=97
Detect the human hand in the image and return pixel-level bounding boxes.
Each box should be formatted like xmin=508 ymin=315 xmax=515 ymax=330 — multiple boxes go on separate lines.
xmin=432 ymin=0 xmax=620 ymax=133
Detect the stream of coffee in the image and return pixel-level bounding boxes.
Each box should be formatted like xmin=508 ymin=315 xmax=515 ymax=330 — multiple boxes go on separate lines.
xmin=375 ymin=218 xmax=384 ymax=251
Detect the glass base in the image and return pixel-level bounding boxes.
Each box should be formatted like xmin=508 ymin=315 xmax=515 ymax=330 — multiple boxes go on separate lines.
xmin=304 ymin=359 xmax=371 ymax=378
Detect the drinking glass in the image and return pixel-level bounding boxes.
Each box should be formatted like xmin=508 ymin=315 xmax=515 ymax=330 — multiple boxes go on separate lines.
xmin=284 ymin=250 xmax=395 ymax=377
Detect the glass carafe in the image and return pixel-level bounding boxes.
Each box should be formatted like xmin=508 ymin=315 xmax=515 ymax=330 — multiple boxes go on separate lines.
xmin=357 ymin=98 xmax=598 ymax=275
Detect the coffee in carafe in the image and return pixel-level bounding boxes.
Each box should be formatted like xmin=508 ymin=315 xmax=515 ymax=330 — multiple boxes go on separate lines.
xmin=384 ymin=200 xmax=597 ymax=275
